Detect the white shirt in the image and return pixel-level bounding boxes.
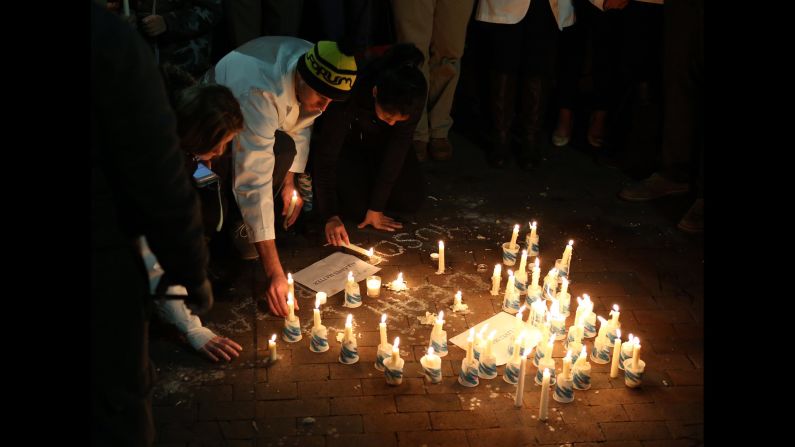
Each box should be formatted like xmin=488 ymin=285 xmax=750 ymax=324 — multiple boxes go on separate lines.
xmin=475 ymin=0 xmax=575 ymax=30
xmin=213 ymin=36 xmax=320 ymax=242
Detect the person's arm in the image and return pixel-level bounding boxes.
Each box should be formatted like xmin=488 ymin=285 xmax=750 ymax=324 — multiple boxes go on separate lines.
xmin=310 ymin=102 xmax=354 ymax=244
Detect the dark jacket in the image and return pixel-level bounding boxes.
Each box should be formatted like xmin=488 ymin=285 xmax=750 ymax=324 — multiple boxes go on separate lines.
xmin=311 ymin=60 xmax=422 ymax=221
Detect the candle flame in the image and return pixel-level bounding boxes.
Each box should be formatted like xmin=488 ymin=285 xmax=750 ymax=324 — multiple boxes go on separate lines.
xmin=543 ymin=368 xmax=550 ymax=377
xmin=437 ymin=310 xmax=444 ymax=322
xmin=468 ymin=328 xmax=475 ymax=341
xmin=613 ymin=304 xmax=619 ymax=312
xmin=287 ymin=272 xmax=293 ymax=282
xmin=397 ymin=272 xmax=403 ymax=282
xmin=597 ymin=315 xmax=607 ymax=324
xmin=530 ymin=221 xmax=537 ymax=229
xmin=564 ymin=349 xmax=572 ymax=360
xmin=315 ymin=297 xmax=320 ymax=309
xmin=439 ymin=240 xmax=444 ymax=249
xmin=583 ymin=293 xmax=591 ymax=302
xmin=548 ymin=334 xmax=555 ymax=346
xmin=270 ymin=334 xmax=276 ymax=342
xmin=580 ymin=345 xmax=587 ymax=357
xmin=455 ymin=290 xmax=462 ymax=300
xmin=368 ymin=248 xmax=374 ymax=257
xmin=287 ymin=292 xmax=294 ymax=305
xmin=616 ymin=329 xmax=621 ymax=340
xmin=292 ymin=189 xmax=297 ymax=199
xmin=535 ymin=258 xmax=540 ymax=268
xmin=347 ymin=271 xmax=353 ymax=281
xmin=628 ymin=333 xmax=634 ymax=344
xmin=522 ymin=249 xmax=527 ymax=256
xmin=568 ymin=240 xmax=573 ymax=246
xmin=346 ymin=314 xmax=353 ymax=327
xmin=513 ymin=224 xmax=519 ymax=232
xmin=634 ymin=336 xmax=640 ymax=345
xmin=428 ymin=347 xmax=435 ymax=356
xmin=393 ymin=337 xmax=400 ymax=350
xmin=478 ymin=324 xmax=489 ymax=337
xmin=381 ymin=314 xmax=387 ymax=324
xmin=488 ymin=330 xmax=496 ymax=340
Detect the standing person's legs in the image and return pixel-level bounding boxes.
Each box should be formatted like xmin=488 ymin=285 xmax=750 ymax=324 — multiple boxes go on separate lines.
xmin=392 ymin=0 xmax=434 ymax=160
xmin=92 ymin=249 xmax=156 ymax=447
xmin=553 ymin=0 xmax=589 ymax=147
xmin=425 ymin=0 xmax=475 ymax=160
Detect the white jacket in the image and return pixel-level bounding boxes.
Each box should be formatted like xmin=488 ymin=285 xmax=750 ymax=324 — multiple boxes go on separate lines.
xmin=213 ymin=36 xmax=320 ymax=242
xmin=475 ymin=0 xmax=575 ymax=30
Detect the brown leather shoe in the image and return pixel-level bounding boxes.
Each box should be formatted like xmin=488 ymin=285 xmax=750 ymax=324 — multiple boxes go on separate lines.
xmin=428 ymin=138 xmax=453 ymax=161
xmin=413 ymin=140 xmax=428 ymax=162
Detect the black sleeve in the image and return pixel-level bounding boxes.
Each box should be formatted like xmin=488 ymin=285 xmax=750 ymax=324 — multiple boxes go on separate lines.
xmin=91 ymin=4 xmax=208 ymax=289
xmin=368 ymin=114 xmax=418 ymax=212
xmin=311 ymin=100 xmax=354 ymax=222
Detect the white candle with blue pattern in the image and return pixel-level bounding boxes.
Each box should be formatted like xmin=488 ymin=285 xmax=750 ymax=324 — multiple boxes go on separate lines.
xmin=543 ymin=268 xmax=558 ymax=300
xmin=473 ymin=324 xmax=489 ymax=360
xmin=502 ymin=242 xmax=519 ymax=266
xmin=606 ymin=304 xmax=621 ymax=347
xmin=343 ymin=271 xmax=362 ymax=308
xmin=619 ymin=335 xmax=635 ymax=371
xmin=550 ymin=300 xmax=567 ymax=340
xmin=623 ymin=358 xmax=645 ymax=388
xmin=502 ymin=270 xmax=521 ymax=313
xmin=535 ymin=357 xmax=556 ymax=385
xmin=375 ymin=314 xmax=390 ymax=370
xmin=383 ymin=337 xmax=404 ymax=385
xmin=420 ymin=347 xmax=442 ymax=383
xmin=282 ymin=293 xmax=302 ymax=343
xmin=572 ymin=345 xmax=591 ymax=390
xmin=458 ymin=329 xmax=480 ymax=387
xmin=525 ymin=221 xmax=539 ymax=257
xmin=478 ymin=331 xmax=498 ymax=379
xmin=490 ymin=264 xmax=502 ymax=296
xmin=558 ymin=278 xmax=571 ymax=317
xmin=339 ymin=314 xmax=359 ymax=364
xmin=429 ymin=311 xmax=448 ymax=356
xmin=558 ymin=240 xmax=573 ymax=280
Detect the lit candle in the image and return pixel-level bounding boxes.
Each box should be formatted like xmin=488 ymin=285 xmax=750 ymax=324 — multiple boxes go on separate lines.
xmin=596 ymin=315 xmax=608 ymax=340
xmin=287 ymin=292 xmax=295 ymax=321
xmin=313 ymin=297 xmax=321 ymax=328
xmin=610 ymin=329 xmax=622 ymax=378
xmin=575 ymin=345 xmax=587 ymax=367
xmin=391 ymin=337 xmax=401 ymax=363
xmin=609 ymin=304 xmax=620 ymax=328
xmin=268 ymin=333 xmax=278 ymax=361
xmin=475 ymin=324 xmax=489 ymax=359
xmin=561 ymin=240 xmax=573 ymax=267
xmin=391 ymin=272 xmax=406 ymax=291
xmin=379 ymin=314 xmax=388 ymax=346
xmin=286 ymin=190 xmax=298 ymax=222
xmin=367 ymin=247 xmax=375 ymax=263
xmin=631 ymin=338 xmax=641 ymax=369
xmin=490 ymin=264 xmax=502 ymax=295
xmin=538 ymin=368 xmax=551 ymax=421
xmin=503 ymin=269 xmax=516 ymax=304
xmin=514 ymin=351 xmax=528 ymax=407
xmin=465 ymin=328 xmax=475 ymax=363
xmin=545 ymin=334 xmax=555 ymax=359
xmin=514 ymin=305 xmax=526 ymax=332
xmin=420 ymin=347 xmax=442 ymax=383
xmin=509 ymin=224 xmax=519 ymax=250
xmin=485 ymin=330 xmax=496 ymax=357
xmin=531 ymin=258 xmax=541 ymax=287
xmin=454 ymin=291 xmax=462 ymax=308
xmin=344 ymin=314 xmax=353 ymax=343
xmin=315 ymin=291 xmax=327 ymax=305
xmin=433 ymin=311 xmax=445 ymax=337
xmin=562 ymin=349 xmax=572 ymax=379
xmin=517 ymin=250 xmax=528 ymax=275
xmin=366 ymin=275 xmax=382 ymax=297
xmin=437 ymin=241 xmax=445 ymax=274
xmin=529 ymin=221 xmax=538 ymax=241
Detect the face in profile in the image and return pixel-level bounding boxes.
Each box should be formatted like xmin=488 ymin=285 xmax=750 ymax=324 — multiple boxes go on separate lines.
xmin=296 ymin=73 xmax=332 ymax=113
xmin=195 ymin=131 xmax=238 ymax=162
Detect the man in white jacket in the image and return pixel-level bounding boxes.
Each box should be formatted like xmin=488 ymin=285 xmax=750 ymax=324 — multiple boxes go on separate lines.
xmin=210 ymin=37 xmax=357 ymax=316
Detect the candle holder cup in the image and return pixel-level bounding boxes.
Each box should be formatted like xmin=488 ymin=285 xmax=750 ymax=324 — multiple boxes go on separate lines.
xmin=502 ymin=242 xmax=519 ymax=266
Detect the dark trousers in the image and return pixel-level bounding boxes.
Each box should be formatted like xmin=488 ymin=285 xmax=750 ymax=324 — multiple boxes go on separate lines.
xmin=91 ymin=246 xmax=156 ymax=447
xmin=661 ymin=0 xmax=703 ymax=192
xmin=335 ymin=137 xmax=425 ymax=221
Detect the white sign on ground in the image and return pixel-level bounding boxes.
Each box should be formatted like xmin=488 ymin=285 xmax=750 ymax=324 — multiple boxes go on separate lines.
xmin=292 ymin=252 xmax=380 ymax=297
xmin=449 ymin=312 xmax=541 ymax=366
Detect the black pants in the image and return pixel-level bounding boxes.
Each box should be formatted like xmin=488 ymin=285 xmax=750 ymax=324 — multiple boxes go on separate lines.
xmin=335 ymin=137 xmax=425 ymax=221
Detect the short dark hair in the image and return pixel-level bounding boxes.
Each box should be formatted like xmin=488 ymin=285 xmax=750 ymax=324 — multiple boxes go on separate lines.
xmin=372 ymin=44 xmax=427 ymax=117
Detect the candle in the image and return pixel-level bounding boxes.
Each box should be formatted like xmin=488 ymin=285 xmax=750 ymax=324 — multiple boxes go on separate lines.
xmin=286 ymin=190 xmax=298 ymax=220
xmin=454 ymin=291 xmax=462 ymax=308
xmin=433 ymin=311 xmax=445 ymax=337
xmin=315 ymin=291 xmax=327 ymax=305
xmin=511 ymin=331 xmax=525 ymax=362
xmin=268 ymin=333 xmax=278 ymax=361
xmin=560 ymin=277 xmax=569 ymax=296
xmin=367 ymin=247 xmax=375 ymax=263
xmin=596 ymin=315 xmax=608 ymax=340
xmin=529 ymin=221 xmax=537 ymax=241
xmin=391 ymin=337 xmax=401 ymax=363
xmin=518 ymin=249 xmax=528 ymax=274
xmin=379 ymin=314 xmax=388 ymax=346
xmin=490 ymin=264 xmax=502 ymax=295
xmin=539 ymin=368 xmax=551 ymax=421
xmin=485 ymin=330 xmax=496 ymax=357
xmin=344 ymin=314 xmax=353 ymax=343
xmin=366 ymin=275 xmax=382 ymax=297
xmin=420 ymin=346 xmax=442 ymax=383
xmin=509 ymin=224 xmax=519 ymax=250
xmin=437 ymin=240 xmax=445 ymax=273
xmin=343 ymin=242 xmax=371 ymax=257
xmin=562 ymin=350 xmax=572 ymax=379
xmin=287 ymin=292 xmax=295 ymax=320
xmin=286 ymin=272 xmax=294 ymax=296
xmin=610 ymin=329 xmax=622 ymax=378
xmin=561 ymin=240 xmax=573 ymax=266
xmin=313 ymin=297 xmax=321 ymax=328
xmin=575 ymin=345 xmax=587 ymax=367
xmin=514 ymin=352 xmax=528 ymax=407
xmin=123 ymin=0 xmax=130 ymax=16
xmin=465 ymin=328 xmax=475 ymax=363
xmin=609 ymin=304 xmax=620 ymax=328
xmin=531 ymin=258 xmax=541 ymax=287
xmin=631 ymin=338 xmax=641 ymax=369
xmin=391 ymin=272 xmax=406 ymax=291
xmin=504 ymin=269 xmax=515 ymax=301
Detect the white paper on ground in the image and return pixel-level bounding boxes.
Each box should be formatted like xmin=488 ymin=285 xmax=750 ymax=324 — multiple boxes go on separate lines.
xmin=292 ymin=252 xmax=380 ymax=297
xmin=449 ymin=312 xmax=541 ymax=366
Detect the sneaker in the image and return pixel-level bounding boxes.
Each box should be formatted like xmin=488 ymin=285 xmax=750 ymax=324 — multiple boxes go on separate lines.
xmin=428 ymin=137 xmax=453 ymax=161
xmin=230 ymin=222 xmax=258 ymax=260
xmin=677 ymin=198 xmax=703 ymax=233
xmin=619 ymin=173 xmax=690 ymax=202
xmin=413 ymin=140 xmax=428 ymax=162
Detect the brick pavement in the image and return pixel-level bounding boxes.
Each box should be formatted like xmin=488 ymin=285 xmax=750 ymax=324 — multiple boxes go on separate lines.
xmin=150 ymin=130 xmax=704 ymax=446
